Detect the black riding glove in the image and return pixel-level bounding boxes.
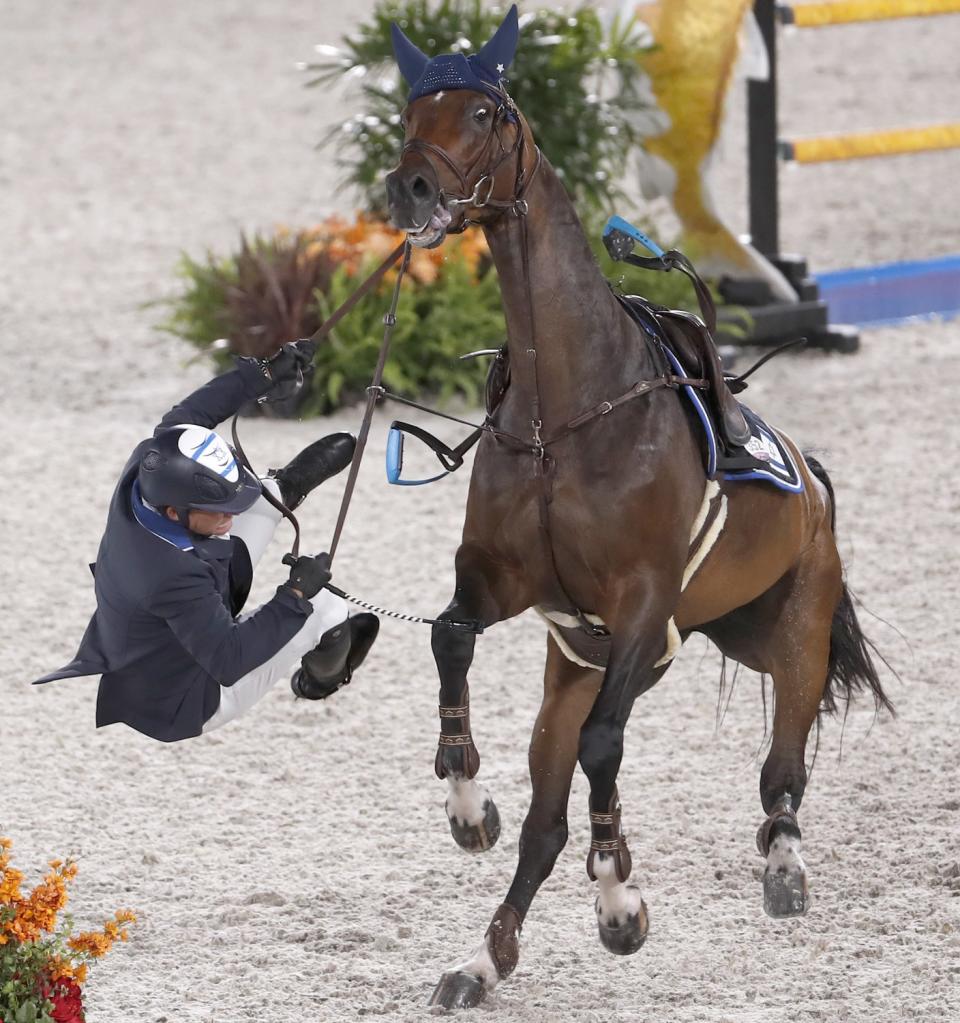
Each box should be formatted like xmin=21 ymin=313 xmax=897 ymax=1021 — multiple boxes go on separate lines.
xmin=261 ymin=339 xmax=317 ymax=390
xmin=285 ymin=552 xmax=332 ymax=600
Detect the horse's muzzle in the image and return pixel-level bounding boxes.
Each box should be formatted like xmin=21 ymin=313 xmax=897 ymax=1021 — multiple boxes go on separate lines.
xmin=386 ymin=160 xmax=441 ymax=234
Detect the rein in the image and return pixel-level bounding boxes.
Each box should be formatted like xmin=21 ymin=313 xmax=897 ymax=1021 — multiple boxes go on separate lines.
xmin=229 ymin=238 xmax=409 ymax=564
xmin=227 ymin=239 xmax=482 ymax=632
xmin=227 ymin=89 xmax=707 ymax=635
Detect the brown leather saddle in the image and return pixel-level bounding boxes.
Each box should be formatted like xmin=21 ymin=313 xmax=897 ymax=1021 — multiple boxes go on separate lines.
xmin=602 ymin=221 xmax=751 ymax=451
xmin=647 ymin=306 xmax=751 ymax=450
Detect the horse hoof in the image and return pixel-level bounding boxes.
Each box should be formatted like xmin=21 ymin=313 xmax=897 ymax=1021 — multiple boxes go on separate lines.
xmin=596 ymin=895 xmax=649 ymax=956
xmin=763 ymin=866 xmax=809 ymax=918
xmin=448 ymin=797 xmax=501 ymax=853
xmin=427 ymin=970 xmax=486 ymax=1010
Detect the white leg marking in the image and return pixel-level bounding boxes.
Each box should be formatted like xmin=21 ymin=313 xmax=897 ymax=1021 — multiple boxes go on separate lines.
xmin=445 ymin=777 xmax=491 ymax=827
xmin=767 ymin=830 xmax=806 ymax=878
xmin=449 ymin=940 xmax=500 ymax=989
xmin=593 ymin=854 xmax=645 ymax=928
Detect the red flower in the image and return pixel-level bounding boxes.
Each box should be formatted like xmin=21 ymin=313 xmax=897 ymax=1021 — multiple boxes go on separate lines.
xmin=48 ymin=978 xmax=85 ymax=1023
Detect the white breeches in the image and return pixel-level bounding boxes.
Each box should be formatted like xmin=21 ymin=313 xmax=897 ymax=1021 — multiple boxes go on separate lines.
xmin=229 ymin=477 xmax=285 ymax=570
xmin=202 ymin=479 xmax=348 ymax=733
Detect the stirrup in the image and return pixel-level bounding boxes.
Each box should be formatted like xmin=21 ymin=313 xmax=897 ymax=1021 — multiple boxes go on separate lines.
xmin=386 ymin=421 xmax=481 ymax=486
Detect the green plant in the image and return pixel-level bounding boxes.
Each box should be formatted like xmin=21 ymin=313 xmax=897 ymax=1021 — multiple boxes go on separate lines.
xmin=304 ymin=255 xmax=505 ymax=415
xmin=160 ymin=219 xmax=505 ymax=415
xmin=303 ymin=0 xmax=655 ymax=217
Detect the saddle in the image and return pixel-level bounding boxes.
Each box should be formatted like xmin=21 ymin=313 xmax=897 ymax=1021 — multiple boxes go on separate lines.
xmin=602 ymin=216 xmax=751 ymax=451
xmin=631 ymin=301 xmax=751 ymax=451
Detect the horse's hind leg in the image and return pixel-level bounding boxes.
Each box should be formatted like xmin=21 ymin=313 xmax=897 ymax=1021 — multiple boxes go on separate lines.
xmin=432 ymin=544 xmax=531 ymax=854
xmin=429 ymin=637 xmax=602 ymax=1009
xmin=706 ymin=531 xmax=842 ymax=918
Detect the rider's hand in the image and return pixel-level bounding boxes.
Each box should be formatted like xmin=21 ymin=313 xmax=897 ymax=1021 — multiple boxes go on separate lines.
xmin=262 ymin=339 xmax=317 ymax=388
xmin=285 ymin=552 xmax=332 ymax=600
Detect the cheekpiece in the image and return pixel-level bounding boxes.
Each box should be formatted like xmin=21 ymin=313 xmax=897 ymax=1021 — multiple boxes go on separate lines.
xmin=391 ymin=3 xmax=520 ymax=114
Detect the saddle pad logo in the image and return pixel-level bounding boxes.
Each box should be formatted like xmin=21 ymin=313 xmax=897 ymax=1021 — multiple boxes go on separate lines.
xmin=745 ymin=432 xmax=778 ymax=463
xmin=176 ymin=426 xmax=239 ymax=482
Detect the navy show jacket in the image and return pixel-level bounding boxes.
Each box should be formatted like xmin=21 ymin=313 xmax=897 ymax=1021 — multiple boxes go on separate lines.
xmin=34 ymin=361 xmax=314 ymax=742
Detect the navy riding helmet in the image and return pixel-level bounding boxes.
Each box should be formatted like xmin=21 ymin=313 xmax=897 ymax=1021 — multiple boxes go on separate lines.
xmin=138 ymin=425 xmax=262 ymax=519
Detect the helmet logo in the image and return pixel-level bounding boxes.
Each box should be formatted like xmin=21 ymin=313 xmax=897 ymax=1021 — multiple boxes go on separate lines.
xmin=177 ymin=426 xmax=239 ymax=483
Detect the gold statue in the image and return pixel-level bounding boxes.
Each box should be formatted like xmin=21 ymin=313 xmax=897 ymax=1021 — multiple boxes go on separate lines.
xmin=634 ymin=0 xmax=797 ymax=302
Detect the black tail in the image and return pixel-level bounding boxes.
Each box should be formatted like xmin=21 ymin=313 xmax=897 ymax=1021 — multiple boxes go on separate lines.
xmin=804 ymin=454 xmax=895 ymax=718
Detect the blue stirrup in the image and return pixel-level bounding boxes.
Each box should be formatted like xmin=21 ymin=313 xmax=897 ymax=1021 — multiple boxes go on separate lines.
xmin=386 ymin=424 xmax=450 ymax=486
xmin=602 ymin=215 xmax=666 ymax=260
xmin=386 ymin=420 xmax=483 ymax=486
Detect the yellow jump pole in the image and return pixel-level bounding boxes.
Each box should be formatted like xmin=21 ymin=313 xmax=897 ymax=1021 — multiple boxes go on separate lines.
xmin=780 ymin=0 xmax=960 ymax=26
xmin=781 ymin=123 xmax=960 ymax=163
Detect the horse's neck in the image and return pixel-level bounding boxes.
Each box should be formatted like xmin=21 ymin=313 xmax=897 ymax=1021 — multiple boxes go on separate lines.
xmin=483 ymin=159 xmax=650 ymax=424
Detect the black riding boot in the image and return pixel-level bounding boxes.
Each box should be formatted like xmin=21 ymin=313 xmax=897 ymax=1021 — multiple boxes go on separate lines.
xmin=290 ymin=613 xmax=380 ymax=700
xmin=270 ymin=432 xmax=356 ymax=510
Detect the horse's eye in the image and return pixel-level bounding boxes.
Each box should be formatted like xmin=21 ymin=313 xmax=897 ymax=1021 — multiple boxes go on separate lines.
xmin=473 ymin=107 xmax=490 ymax=123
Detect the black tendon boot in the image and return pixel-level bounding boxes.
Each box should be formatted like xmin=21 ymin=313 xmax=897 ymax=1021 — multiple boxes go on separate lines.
xmin=290 ymin=613 xmax=380 ymax=700
xmin=270 ymin=433 xmax=356 ymax=510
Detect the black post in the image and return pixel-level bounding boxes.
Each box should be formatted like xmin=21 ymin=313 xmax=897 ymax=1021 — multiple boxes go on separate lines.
xmin=748 ymin=0 xmax=780 ymax=259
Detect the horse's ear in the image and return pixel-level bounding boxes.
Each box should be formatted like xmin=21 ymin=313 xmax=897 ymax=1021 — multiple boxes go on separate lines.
xmin=391 ymin=22 xmax=430 ymax=87
xmin=476 ymin=4 xmax=520 ymax=75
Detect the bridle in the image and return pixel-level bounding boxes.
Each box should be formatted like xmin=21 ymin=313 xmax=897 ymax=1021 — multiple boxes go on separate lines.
xmin=400 ymin=87 xmax=541 ymax=230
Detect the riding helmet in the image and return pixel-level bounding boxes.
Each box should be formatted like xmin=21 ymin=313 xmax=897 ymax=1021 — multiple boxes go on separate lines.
xmin=138 ymin=425 xmax=262 ymax=516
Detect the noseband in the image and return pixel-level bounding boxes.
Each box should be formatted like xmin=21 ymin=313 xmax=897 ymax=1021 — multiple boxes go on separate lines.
xmin=400 ymin=91 xmax=541 ymax=227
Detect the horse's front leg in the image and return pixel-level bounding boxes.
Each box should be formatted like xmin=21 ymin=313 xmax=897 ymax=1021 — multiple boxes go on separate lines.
xmin=578 ymin=593 xmax=677 ymax=956
xmin=429 ymin=635 xmax=603 ymax=1009
xmin=432 ymin=542 xmax=531 ymax=853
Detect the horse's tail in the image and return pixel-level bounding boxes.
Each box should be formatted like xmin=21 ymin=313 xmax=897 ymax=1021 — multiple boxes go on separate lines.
xmin=804 ymin=453 xmax=895 ymax=718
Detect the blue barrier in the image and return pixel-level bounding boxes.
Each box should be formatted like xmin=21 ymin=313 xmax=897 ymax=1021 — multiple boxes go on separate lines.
xmin=815 ymin=255 xmax=960 ymax=327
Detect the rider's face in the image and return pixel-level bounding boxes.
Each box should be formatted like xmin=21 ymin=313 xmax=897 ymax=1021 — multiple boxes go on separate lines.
xmin=165 ymin=507 xmax=233 ymax=536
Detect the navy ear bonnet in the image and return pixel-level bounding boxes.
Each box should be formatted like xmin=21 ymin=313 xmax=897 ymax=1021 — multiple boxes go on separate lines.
xmin=391 ymin=3 xmax=519 ymax=112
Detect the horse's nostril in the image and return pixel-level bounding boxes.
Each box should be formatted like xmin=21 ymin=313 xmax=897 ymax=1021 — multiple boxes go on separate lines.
xmin=411 ymin=175 xmax=432 ymax=201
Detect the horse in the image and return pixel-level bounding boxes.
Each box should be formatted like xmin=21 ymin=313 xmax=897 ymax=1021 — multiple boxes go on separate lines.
xmin=384 ymin=7 xmax=891 ymax=1009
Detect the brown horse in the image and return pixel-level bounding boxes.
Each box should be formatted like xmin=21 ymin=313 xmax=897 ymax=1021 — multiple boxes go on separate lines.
xmin=385 ymin=8 xmax=891 ymax=1009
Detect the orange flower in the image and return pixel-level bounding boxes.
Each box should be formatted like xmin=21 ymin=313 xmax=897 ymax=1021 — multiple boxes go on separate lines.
xmin=48 ymin=956 xmax=88 ymax=985
xmin=0 ymin=837 xmax=136 ymax=989
xmin=67 ymin=931 xmax=111 ymax=958
xmin=1 ymin=857 xmax=76 ymax=944
xmin=267 ymin=212 xmax=491 ymax=292
xmin=67 ymin=909 xmax=137 ymax=959
xmin=0 ymin=864 xmax=24 ymax=904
